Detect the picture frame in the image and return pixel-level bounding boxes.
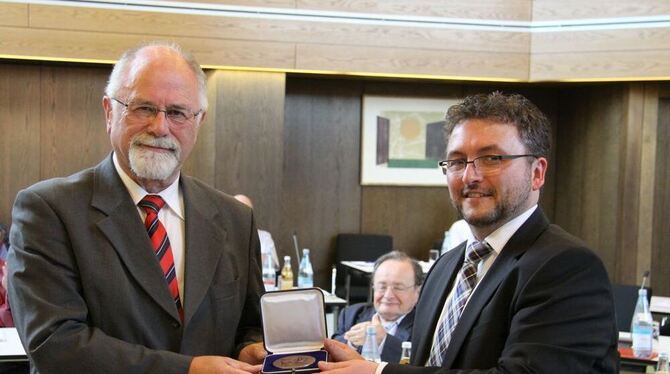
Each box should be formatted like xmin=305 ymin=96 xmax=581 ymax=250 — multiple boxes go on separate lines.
xmin=361 ymin=95 xmax=459 ymax=186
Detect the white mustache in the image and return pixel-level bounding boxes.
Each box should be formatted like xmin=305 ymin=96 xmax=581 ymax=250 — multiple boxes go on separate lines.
xmin=132 ymin=134 xmax=178 ymax=152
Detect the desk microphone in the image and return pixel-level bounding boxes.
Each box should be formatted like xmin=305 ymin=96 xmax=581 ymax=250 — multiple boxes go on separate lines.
xmin=292 ymin=232 xmax=301 ymax=261
xmin=640 ymin=270 xmax=650 ymax=290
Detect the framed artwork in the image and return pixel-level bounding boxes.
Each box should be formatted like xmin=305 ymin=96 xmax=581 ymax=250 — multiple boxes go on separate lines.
xmin=361 ymin=95 xmax=459 ymax=186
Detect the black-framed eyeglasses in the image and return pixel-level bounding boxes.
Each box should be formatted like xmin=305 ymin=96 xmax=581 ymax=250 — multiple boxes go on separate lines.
xmin=438 ymin=154 xmax=538 ymax=175
xmin=373 ymin=283 xmax=416 ymax=294
xmin=111 ymin=97 xmax=202 ymax=127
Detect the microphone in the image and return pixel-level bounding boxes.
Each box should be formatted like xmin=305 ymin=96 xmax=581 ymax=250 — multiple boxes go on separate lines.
xmin=292 ymin=232 xmax=301 ymax=261
xmin=640 ymin=270 xmax=650 ymax=290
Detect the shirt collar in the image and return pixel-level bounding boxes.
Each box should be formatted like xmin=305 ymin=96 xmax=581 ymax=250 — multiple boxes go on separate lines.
xmin=112 ymin=152 xmax=184 ymax=220
xmin=377 ymin=312 xmax=407 ymax=328
xmin=467 ymin=205 xmax=538 ymax=256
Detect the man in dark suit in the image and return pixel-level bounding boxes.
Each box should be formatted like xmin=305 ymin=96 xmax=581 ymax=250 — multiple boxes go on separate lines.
xmin=332 ymin=251 xmax=423 ymax=363
xmin=8 ymin=42 xmax=265 ymax=373
xmin=320 ymin=92 xmax=619 ymax=373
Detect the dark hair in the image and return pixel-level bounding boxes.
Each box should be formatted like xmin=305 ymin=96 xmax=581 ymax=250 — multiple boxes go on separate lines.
xmin=444 ymin=92 xmax=551 ymax=157
xmin=372 ymin=250 xmax=424 ymax=287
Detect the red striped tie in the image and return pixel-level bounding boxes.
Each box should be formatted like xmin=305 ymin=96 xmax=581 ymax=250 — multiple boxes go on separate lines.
xmin=139 ymin=195 xmax=183 ymax=321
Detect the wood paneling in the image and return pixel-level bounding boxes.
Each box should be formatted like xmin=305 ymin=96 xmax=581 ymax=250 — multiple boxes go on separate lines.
xmin=29 ymin=5 xmax=528 ymax=54
xmin=651 ymin=94 xmax=670 ymax=295
xmin=39 ymin=66 xmax=111 ymax=179
xmin=361 ymin=187 xmax=454 ymax=261
xmin=0 ymin=26 xmax=295 ymax=70
xmin=531 ymin=50 xmax=670 ymax=81
xmin=533 ymin=0 xmax=670 ymax=21
xmin=296 ymin=44 xmax=529 ymax=80
xmin=297 ymin=0 xmax=532 ymax=21
xmin=0 ymin=64 xmax=41 ymax=226
xmin=182 ymin=71 xmax=218 ymax=185
xmin=0 ymin=3 xmax=27 ymax=27
xmin=282 ymin=78 xmax=362 ymax=287
xmin=553 ymin=85 xmax=625 ymax=278
xmin=212 ymin=70 xmax=286 ymax=237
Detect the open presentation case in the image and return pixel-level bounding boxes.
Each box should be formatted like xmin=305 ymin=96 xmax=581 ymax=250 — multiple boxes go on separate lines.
xmin=260 ymin=288 xmax=328 ymax=373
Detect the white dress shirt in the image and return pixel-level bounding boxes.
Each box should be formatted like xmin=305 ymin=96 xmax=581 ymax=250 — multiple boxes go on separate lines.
xmin=113 ymin=153 xmax=186 ymax=301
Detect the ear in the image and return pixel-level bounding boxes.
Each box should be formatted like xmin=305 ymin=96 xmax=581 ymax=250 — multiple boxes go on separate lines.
xmin=531 ymin=157 xmax=548 ymax=191
xmin=102 ymin=96 xmax=113 ymax=134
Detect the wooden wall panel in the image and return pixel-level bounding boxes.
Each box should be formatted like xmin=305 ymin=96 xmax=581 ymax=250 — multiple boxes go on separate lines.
xmin=39 ymin=66 xmax=111 ymax=179
xmin=28 ymin=5 xmax=528 ymax=54
xmin=553 ymin=85 xmax=625 ymax=278
xmin=533 ymin=0 xmax=670 ymax=21
xmin=182 ymin=71 xmax=218 ymax=185
xmin=0 ymin=26 xmax=295 ymax=70
xmin=361 ymin=187 xmax=454 ymax=261
xmin=0 ymin=64 xmax=41 ymax=226
xmin=296 ymin=44 xmax=529 ymax=81
xmin=0 ymin=3 xmax=27 ymax=27
xmin=651 ymin=95 xmax=670 ymax=295
xmin=531 ymin=50 xmax=670 ymax=82
xmin=282 ymin=78 xmax=362 ymax=287
xmin=212 ymin=70 xmax=286 ymax=238
xmin=297 ymin=0 xmax=532 ymax=21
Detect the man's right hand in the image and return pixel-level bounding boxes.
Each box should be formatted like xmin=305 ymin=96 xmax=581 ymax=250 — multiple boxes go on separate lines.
xmin=189 ymin=356 xmax=262 ymax=374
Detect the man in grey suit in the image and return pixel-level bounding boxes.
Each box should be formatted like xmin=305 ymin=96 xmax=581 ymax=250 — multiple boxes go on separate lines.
xmin=319 ymin=92 xmax=618 ymax=373
xmin=8 ymin=42 xmax=266 ymax=373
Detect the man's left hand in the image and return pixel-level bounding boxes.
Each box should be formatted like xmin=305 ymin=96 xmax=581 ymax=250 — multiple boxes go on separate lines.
xmin=238 ymin=342 xmax=267 ymax=365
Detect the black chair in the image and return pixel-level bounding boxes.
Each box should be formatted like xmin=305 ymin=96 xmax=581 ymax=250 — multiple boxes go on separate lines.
xmin=612 ymin=284 xmax=652 ymax=332
xmin=334 ymin=233 xmax=392 ymax=304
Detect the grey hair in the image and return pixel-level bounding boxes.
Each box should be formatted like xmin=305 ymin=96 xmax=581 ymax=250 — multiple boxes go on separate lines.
xmin=372 ymin=250 xmax=424 ymax=287
xmin=104 ymin=41 xmax=208 ymax=111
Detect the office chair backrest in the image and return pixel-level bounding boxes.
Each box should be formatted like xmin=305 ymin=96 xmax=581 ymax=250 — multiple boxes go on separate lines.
xmin=612 ymin=284 xmax=652 ymax=332
xmin=335 ymin=233 xmax=393 ymax=262
xmin=334 ymin=233 xmax=393 ymax=303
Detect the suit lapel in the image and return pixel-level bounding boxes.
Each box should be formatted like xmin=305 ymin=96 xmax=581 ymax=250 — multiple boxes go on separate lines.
xmin=414 ymin=244 xmax=465 ymax=364
xmin=92 ymin=155 xmax=180 ymax=320
xmin=441 ymin=209 xmax=550 ymax=368
xmin=181 ymin=178 xmax=227 ymax=326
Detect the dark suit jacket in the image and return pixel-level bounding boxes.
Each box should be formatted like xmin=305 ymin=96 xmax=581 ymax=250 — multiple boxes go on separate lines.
xmin=383 ymin=208 xmax=619 ymax=373
xmin=332 ymin=303 xmax=414 ymax=363
xmin=7 ymin=155 xmax=264 ymax=373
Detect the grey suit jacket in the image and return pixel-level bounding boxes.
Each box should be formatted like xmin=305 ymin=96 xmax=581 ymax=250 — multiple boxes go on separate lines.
xmin=383 ymin=208 xmax=619 ymax=373
xmin=8 ymin=155 xmax=264 ymax=373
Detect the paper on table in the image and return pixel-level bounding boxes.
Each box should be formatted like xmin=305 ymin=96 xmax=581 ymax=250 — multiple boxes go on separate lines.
xmin=0 ymin=328 xmax=26 ymax=356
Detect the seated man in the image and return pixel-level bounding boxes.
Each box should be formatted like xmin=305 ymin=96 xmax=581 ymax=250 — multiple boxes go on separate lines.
xmin=332 ymin=251 xmax=423 ymax=363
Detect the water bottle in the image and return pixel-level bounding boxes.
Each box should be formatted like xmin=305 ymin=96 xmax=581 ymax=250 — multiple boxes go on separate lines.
xmin=297 ymin=248 xmax=314 ymax=288
xmin=262 ymin=252 xmax=276 ymax=291
xmin=631 ymin=288 xmax=654 ymax=358
xmin=279 ymin=255 xmax=293 ymax=290
xmin=657 ymin=352 xmax=670 ymax=374
xmin=399 ymin=341 xmax=411 ymax=364
xmin=361 ymin=325 xmax=381 ymax=363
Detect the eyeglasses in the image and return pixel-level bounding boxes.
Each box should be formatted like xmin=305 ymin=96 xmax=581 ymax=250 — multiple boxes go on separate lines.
xmin=111 ymin=97 xmax=202 ymax=127
xmin=373 ymin=284 xmax=416 ymax=294
xmin=438 ymin=154 xmax=538 ymax=176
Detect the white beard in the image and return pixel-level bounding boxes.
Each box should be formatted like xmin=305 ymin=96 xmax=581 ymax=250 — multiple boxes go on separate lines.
xmin=128 ymin=133 xmax=181 ymax=181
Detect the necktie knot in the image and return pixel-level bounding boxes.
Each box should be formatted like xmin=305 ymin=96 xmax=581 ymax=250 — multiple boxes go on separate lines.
xmin=139 ymin=195 xmax=166 ymax=214
xmin=465 ymin=241 xmax=493 ymax=265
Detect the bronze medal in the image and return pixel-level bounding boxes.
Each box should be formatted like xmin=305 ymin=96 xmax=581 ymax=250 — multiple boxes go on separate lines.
xmin=273 ymin=355 xmax=316 ymax=369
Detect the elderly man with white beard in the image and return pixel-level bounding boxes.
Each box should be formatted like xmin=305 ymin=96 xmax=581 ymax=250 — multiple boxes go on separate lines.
xmin=7 ymin=42 xmax=266 ymax=374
